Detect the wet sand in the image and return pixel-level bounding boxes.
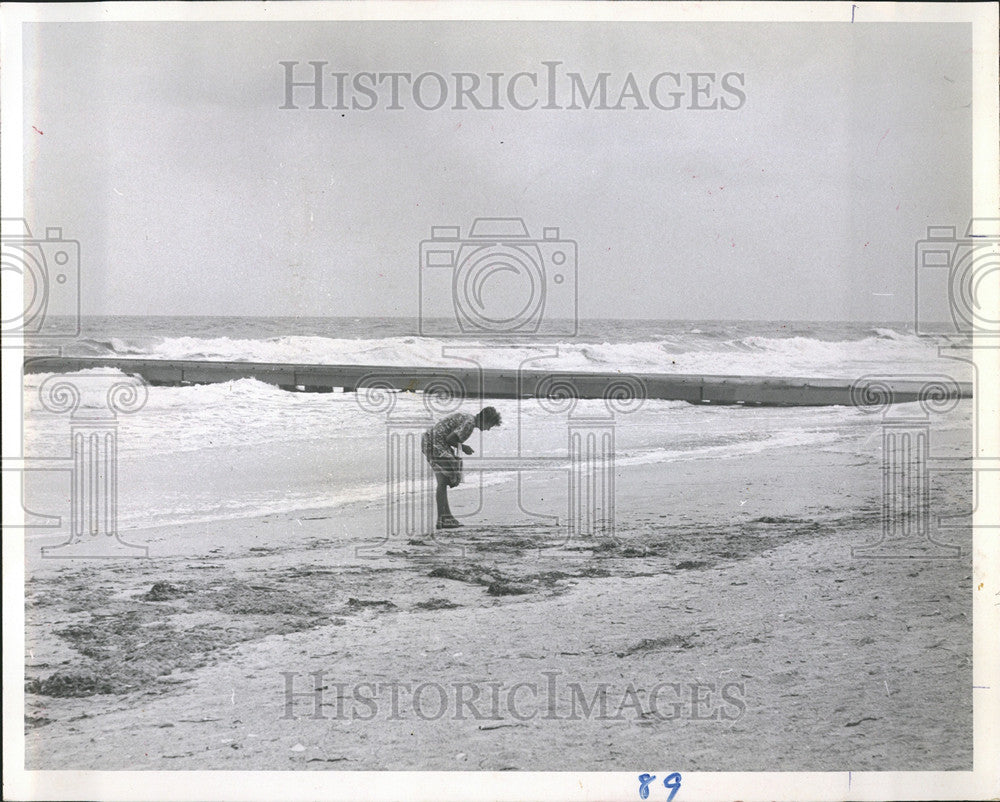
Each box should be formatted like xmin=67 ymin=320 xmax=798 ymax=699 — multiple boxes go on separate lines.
xmin=23 ymin=425 xmax=973 ymax=771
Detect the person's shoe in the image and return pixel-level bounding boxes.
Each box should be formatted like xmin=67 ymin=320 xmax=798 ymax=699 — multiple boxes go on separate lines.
xmin=436 ymin=517 xmax=463 ymax=529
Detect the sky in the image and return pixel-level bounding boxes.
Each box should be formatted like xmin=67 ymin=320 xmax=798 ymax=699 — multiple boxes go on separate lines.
xmin=23 ymin=20 xmax=972 ymax=321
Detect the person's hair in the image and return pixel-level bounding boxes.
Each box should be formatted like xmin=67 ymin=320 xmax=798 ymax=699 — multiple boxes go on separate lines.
xmin=476 ymin=406 xmax=502 ymax=427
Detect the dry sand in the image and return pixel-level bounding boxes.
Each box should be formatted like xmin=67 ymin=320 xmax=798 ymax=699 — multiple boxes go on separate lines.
xmin=23 ymin=425 xmax=973 ymax=771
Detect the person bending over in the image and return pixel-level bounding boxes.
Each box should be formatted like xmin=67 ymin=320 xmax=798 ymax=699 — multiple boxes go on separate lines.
xmin=421 ymin=406 xmax=502 ymax=529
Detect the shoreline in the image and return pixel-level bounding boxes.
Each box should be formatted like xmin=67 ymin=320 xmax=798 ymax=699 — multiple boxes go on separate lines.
xmin=23 ymin=428 xmax=974 ymax=770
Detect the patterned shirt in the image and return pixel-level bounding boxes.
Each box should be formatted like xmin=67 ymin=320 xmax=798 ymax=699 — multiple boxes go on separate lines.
xmin=425 ymin=412 xmax=476 ymax=456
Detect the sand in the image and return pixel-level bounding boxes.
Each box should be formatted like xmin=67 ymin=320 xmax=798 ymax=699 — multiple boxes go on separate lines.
xmin=23 ymin=424 xmax=973 ymax=771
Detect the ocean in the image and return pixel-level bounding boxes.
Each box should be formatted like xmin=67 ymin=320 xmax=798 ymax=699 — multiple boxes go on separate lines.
xmin=21 ymin=317 xmax=973 ymax=537
xmin=53 ymin=316 xmax=958 ymax=377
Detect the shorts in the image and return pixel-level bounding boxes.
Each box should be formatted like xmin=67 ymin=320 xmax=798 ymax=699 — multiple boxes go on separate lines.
xmin=421 ymin=432 xmax=463 ymax=487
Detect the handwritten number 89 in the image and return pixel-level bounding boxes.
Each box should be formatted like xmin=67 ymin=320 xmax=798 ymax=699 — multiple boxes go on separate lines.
xmin=637 ymin=772 xmax=682 ymax=801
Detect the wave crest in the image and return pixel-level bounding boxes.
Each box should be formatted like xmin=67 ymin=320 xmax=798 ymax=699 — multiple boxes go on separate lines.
xmin=60 ymin=328 xmax=944 ymax=379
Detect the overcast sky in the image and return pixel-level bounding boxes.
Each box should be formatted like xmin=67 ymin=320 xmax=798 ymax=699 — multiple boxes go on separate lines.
xmin=24 ymin=21 xmax=971 ymax=320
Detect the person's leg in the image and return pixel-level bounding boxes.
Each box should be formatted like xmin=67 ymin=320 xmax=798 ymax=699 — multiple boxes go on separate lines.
xmin=435 ymin=473 xmax=463 ymax=528
xmin=435 ymin=475 xmax=452 ymax=521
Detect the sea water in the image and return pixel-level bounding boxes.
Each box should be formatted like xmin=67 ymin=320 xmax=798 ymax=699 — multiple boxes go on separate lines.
xmin=20 ymin=318 xmax=973 ymax=535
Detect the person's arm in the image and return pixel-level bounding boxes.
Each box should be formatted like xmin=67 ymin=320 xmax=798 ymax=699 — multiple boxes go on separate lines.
xmin=445 ymin=432 xmax=475 ymax=454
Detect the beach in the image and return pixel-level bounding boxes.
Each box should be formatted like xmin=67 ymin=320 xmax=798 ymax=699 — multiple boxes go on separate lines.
xmin=23 ymin=410 xmax=973 ymax=771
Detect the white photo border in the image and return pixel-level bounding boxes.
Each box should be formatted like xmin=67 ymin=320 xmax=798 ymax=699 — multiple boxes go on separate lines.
xmin=2 ymin=2 xmax=997 ymax=801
